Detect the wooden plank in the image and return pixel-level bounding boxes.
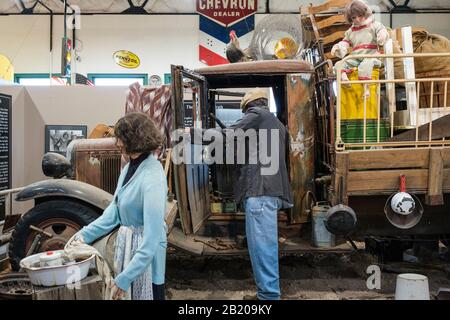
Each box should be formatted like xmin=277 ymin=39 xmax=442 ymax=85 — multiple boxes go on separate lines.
xmin=164 ymin=148 xmax=172 ymax=177
xmin=335 ymin=152 xmax=349 ymax=204
xmin=323 ymin=31 xmax=346 ymax=45
xmin=165 ymin=200 xmax=178 ymax=235
xmin=388 ymin=114 xmax=450 ymax=143
xmin=324 ymin=52 xmax=334 ymax=60
xmin=308 ymin=14 xmax=321 ymax=42
xmin=347 ymin=149 xmax=429 ymax=170
xmin=417 ymin=107 xmax=450 ymax=127
xmin=402 ymin=26 xmax=418 ymax=127
xmin=384 ymin=39 xmax=396 ymax=137
xmin=208 ymin=213 xmax=288 ymax=222
xmin=32 ymin=274 xmax=103 ymax=300
xmin=442 ymin=148 xmax=450 ymax=167
xmin=74 ymin=275 xmax=103 ymax=300
xmin=305 ymin=0 xmax=352 ymax=14
xmin=426 ymin=148 xmax=444 ymax=205
xmin=347 ymin=169 xmax=428 ymax=193
xmin=348 ymin=168 xmax=450 ymax=194
xmin=316 ymin=14 xmax=347 ymax=29
xmin=175 ymin=163 xmax=192 ymax=234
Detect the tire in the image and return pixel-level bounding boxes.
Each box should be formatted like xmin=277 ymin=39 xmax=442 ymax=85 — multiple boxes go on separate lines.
xmin=8 ymin=200 xmax=99 ymax=271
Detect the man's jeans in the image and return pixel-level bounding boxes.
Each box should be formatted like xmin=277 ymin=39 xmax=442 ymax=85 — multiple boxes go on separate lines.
xmin=244 ymin=196 xmax=282 ymax=300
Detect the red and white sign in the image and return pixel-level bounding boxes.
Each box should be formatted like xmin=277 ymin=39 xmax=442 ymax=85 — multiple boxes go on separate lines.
xmin=197 ymin=0 xmax=257 ymax=27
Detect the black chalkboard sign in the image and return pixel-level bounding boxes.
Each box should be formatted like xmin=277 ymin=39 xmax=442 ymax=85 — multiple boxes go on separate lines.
xmin=183 ymin=101 xmax=194 ymax=128
xmin=0 ymin=94 xmax=11 ymax=221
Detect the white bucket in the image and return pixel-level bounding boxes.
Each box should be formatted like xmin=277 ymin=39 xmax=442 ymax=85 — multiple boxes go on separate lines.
xmin=395 ymin=273 xmax=430 ymax=300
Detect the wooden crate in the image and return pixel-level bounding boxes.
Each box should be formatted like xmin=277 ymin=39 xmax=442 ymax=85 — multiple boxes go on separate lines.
xmin=300 ymin=0 xmax=351 ymax=63
xmin=417 ymin=71 xmax=450 ymax=109
xmin=32 ymin=274 xmax=103 ymax=300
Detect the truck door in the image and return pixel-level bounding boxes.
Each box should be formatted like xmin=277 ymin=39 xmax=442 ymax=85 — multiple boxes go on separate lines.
xmin=171 ymin=65 xmax=211 ymax=234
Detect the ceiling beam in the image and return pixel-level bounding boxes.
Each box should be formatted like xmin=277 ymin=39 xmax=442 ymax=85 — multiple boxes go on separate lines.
xmin=16 ymin=0 xmax=39 ymax=14
xmin=122 ymin=0 xmax=149 ymax=14
xmin=389 ymin=0 xmax=416 ymax=13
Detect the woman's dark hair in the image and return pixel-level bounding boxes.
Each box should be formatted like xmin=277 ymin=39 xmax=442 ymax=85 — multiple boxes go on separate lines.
xmin=245 ymin=98 xmax=269 ymax=110
xmin=114 ymin=112 xmax=164 ymax=154
xmin=344 ymin=0 xmax=371 ymax=24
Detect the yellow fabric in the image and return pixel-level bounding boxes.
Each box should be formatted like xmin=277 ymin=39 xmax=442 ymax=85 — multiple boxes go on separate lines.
xmin=340 ymin=68 xmax=380 ymax=120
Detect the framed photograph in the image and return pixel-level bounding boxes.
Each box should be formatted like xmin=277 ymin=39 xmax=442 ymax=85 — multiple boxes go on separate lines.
xmin=45 ymin=125 xmax=87 ymax=155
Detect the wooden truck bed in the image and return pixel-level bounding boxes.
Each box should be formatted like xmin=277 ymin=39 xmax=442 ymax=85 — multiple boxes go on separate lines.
xmin=333 ymin=147 xmax=450 ymax=206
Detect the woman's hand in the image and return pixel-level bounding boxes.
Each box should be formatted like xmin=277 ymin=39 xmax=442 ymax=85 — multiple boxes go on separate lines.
xmin=111 ymin=284 xmax=126 ymax=300
xmin=65 ymin=232 xmax=85 ymax=250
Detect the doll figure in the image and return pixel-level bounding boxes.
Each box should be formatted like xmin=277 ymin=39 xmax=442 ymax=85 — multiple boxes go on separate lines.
xmin=332 ymin=0 xmax=389 ymax=95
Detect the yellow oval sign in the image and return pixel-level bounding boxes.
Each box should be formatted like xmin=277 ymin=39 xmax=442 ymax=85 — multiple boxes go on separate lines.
xmin=113 ymin=50 xmax=140 ymax=69
xmin=0 ymin=54 xmax=14 ymax=81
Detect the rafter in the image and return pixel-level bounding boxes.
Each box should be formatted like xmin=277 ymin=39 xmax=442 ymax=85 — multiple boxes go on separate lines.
xmin=16 ymin=0 xmax=39 ymax=14
xmin=122 ymin=0 xmax=149 ymax=14
xmin=389 ymin=0 xmax=416 ymax=12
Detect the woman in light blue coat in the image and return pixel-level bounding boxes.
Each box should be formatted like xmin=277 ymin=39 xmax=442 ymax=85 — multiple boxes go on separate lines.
xmin=78 ymin=112 xmax=168 ymax=300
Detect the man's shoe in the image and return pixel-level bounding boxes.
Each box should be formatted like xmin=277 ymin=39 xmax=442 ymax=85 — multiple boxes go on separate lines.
xmin=243 ymin=294 xmax=258 ymax=300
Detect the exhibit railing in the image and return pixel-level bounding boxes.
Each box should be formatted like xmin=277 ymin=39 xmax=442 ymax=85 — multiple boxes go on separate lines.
xmin=335 ymin=52 xmax=450 ymax=151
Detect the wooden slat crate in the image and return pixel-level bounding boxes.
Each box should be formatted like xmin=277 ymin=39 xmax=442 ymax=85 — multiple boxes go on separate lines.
xmin=417 ymin=71 xmax=450 ymax=109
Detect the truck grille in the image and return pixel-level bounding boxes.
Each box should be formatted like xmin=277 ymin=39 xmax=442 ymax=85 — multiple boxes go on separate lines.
xmin=100 ymin=156 xmax=121 ymax=194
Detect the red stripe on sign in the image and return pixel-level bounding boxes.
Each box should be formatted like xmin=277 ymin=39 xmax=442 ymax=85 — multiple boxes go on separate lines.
xmin=199 ymin=45 xmax=229 ymax=66
xmin=353 ymin=44 xmax=378 ymax=51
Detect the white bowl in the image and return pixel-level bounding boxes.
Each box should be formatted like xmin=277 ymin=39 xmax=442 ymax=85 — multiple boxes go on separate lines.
xmin=20 ymin=250 xmax=95 ymax=287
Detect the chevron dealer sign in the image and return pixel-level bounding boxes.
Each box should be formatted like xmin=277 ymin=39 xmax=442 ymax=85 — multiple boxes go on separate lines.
xmin=197 ymin=0 xmax=257 ymax=66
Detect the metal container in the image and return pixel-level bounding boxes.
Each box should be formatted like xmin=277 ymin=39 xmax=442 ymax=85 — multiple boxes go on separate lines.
xmin=39 ymin=251 xmax=63 ymax=268
xmin=211 ymin=202 xmax=223 ymax=214
xmin=312 ymin=203 xmax=335 ymax=248
xmin=223 ymin=202 xmax=237 ymax=213
xmin=395 ymin=273 xmax=430 ymax=300
xmin=20 ymin=250 xmax=94 ymax=287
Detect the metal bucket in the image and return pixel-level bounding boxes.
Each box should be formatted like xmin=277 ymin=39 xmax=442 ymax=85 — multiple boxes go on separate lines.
xmin=312 ymin=203 xmax=335 ymax=248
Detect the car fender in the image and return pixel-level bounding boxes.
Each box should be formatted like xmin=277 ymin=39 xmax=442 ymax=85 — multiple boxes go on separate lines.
xmin=15 ymin=179 xmax=113 ymax=211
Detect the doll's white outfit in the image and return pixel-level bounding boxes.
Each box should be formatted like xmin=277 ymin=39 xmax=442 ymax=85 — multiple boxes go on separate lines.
xmin=333 ymin=16 xmax=389 ymax=80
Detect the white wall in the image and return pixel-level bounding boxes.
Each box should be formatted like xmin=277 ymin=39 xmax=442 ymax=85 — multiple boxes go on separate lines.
xmin=0 ymin=13 xmax=449 ymax=79
xmin=0 ymin=85 xmax=127 ymax=190
xmin=0 ymin=15 xmax=204 ymax=80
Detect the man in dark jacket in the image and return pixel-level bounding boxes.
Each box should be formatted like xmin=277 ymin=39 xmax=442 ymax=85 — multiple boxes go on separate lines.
xmin=229 ymin=88 xmax=293 ymax=300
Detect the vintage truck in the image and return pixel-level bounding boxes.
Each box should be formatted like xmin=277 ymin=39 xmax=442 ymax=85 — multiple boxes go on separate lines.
xmin=4 ymin=51 xmax=450 ymax=270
